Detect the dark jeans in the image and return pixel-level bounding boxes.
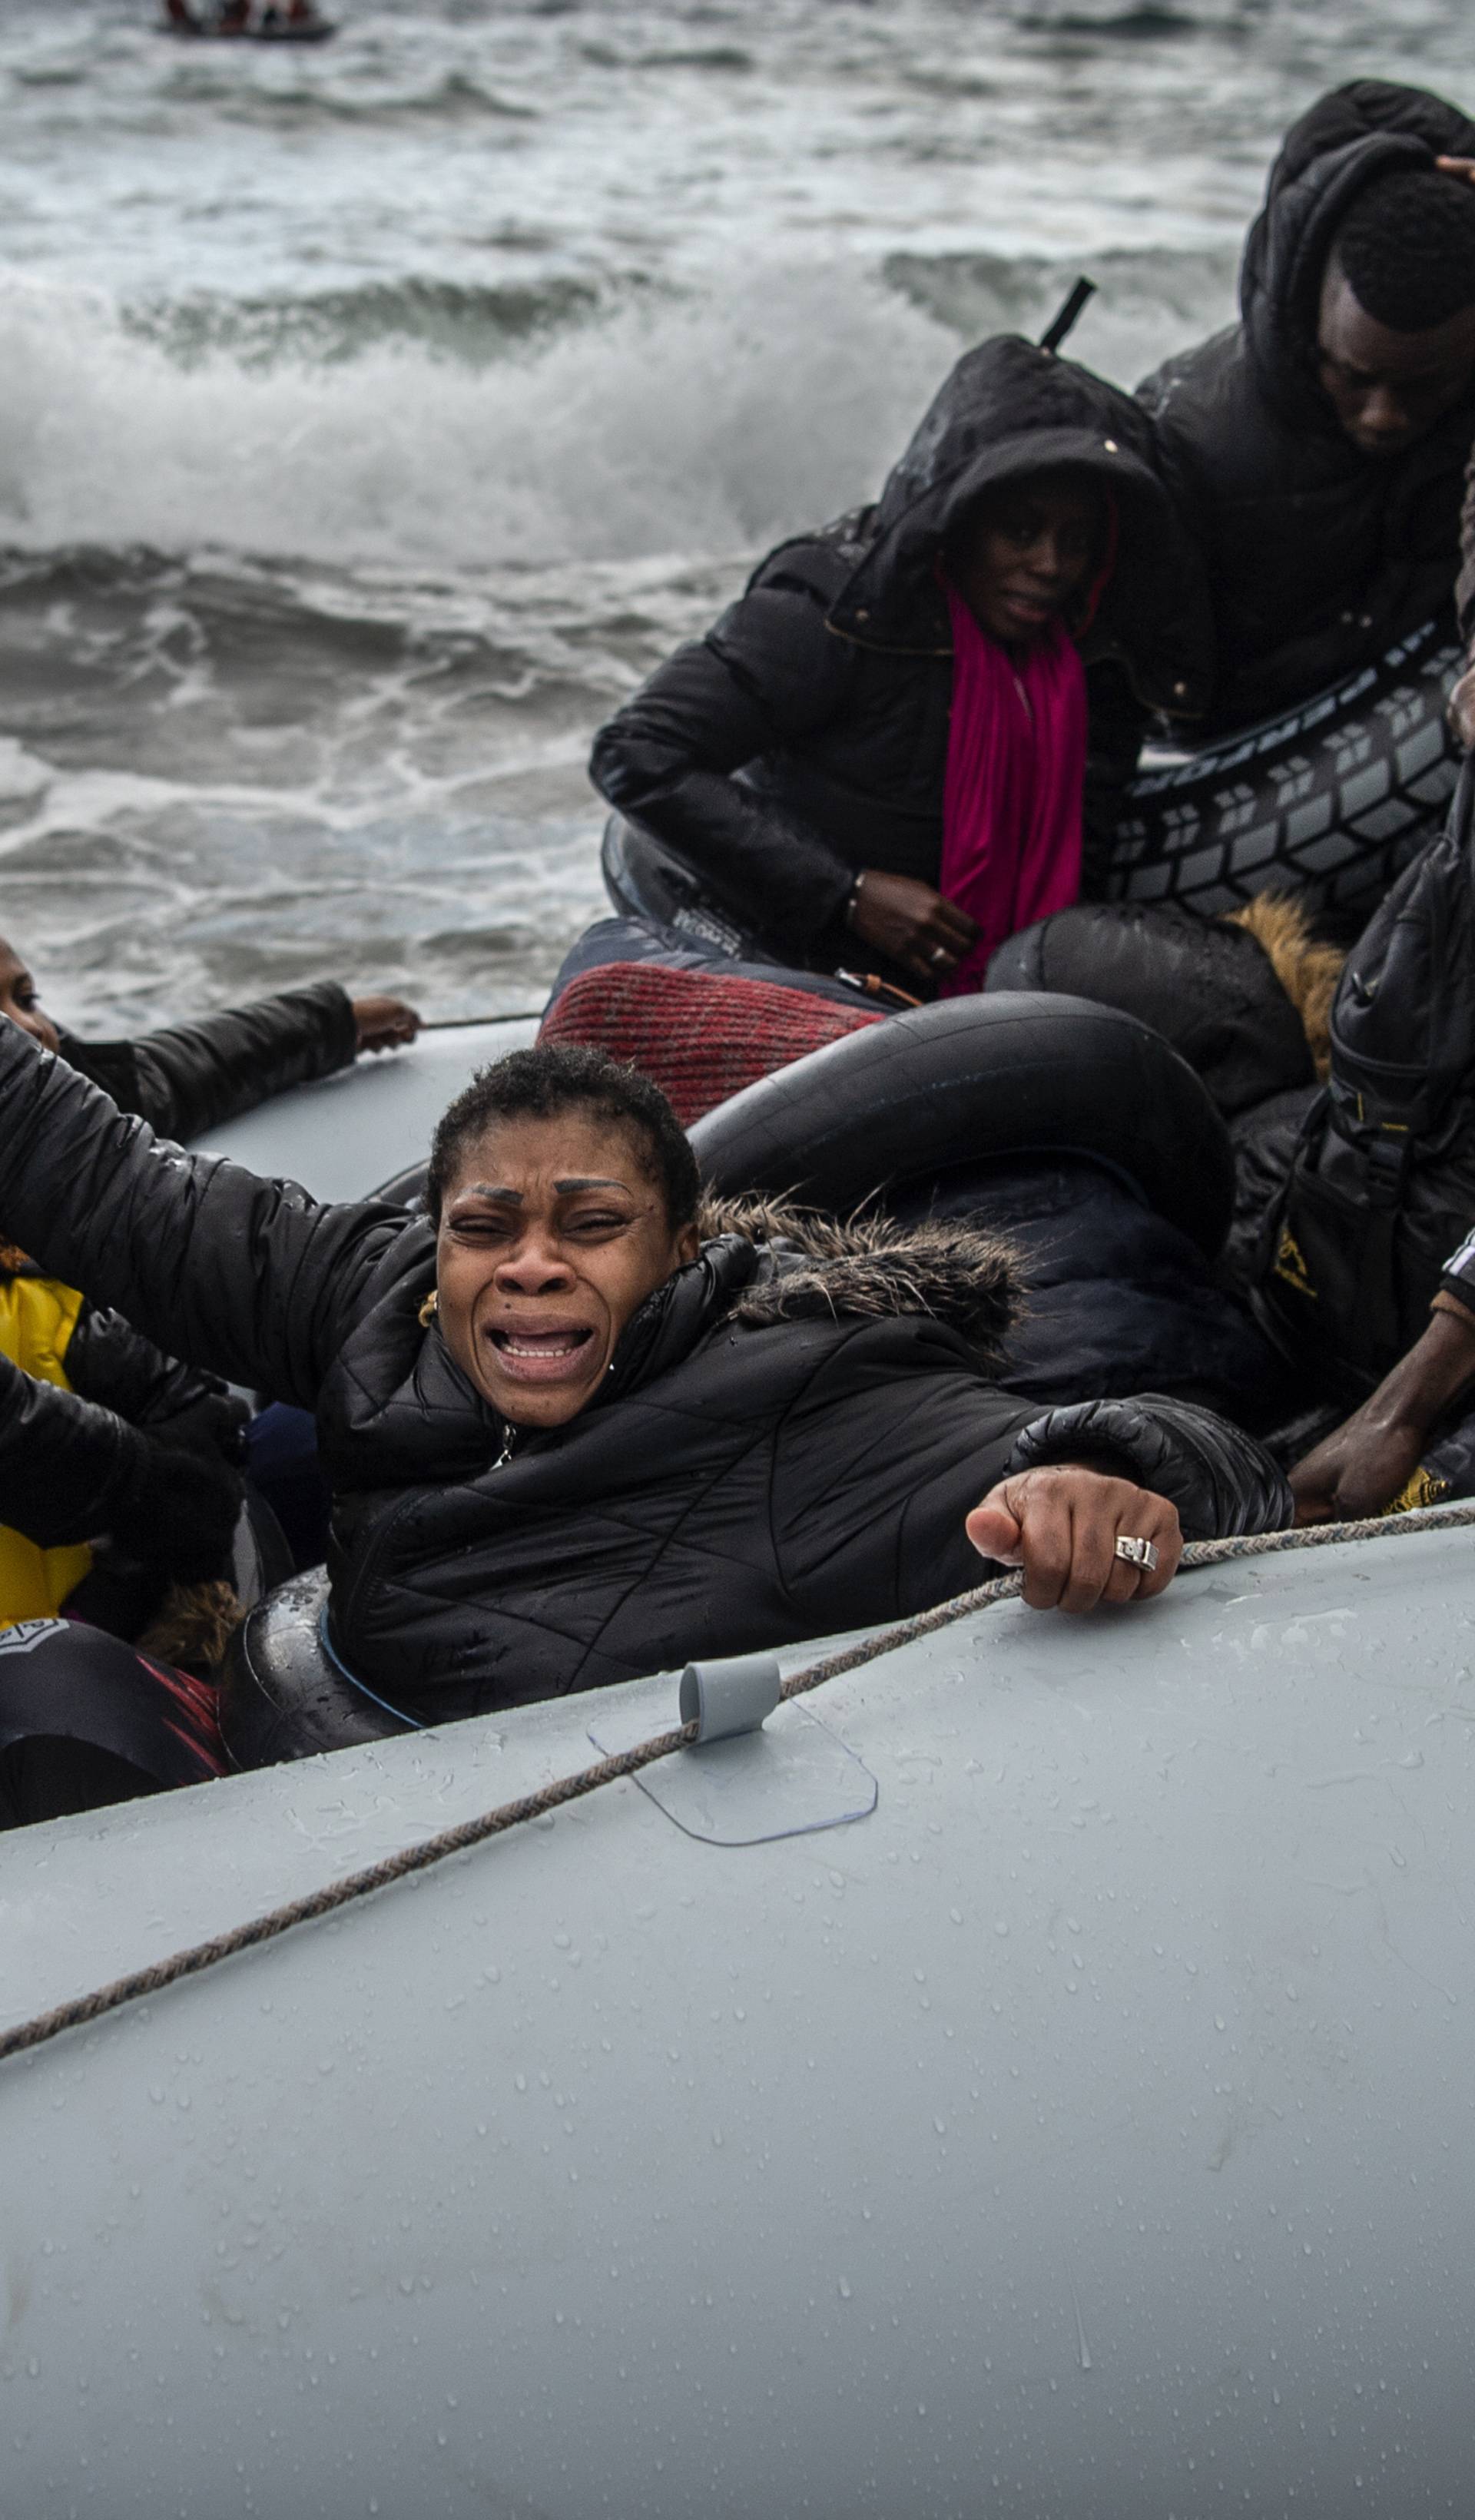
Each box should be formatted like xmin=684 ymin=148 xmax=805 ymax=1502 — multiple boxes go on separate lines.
xmin=244 ymin=1403 xmax=331 ymax=1570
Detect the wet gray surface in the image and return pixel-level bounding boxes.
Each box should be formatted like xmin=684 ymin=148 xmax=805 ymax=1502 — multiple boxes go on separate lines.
xmin=2 ymin=1526 xmax=1473 ymax=2513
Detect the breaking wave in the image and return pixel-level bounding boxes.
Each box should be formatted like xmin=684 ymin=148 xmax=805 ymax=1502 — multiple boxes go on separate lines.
xmin=0 ymin=262 xmax=947 ymax=569
xmin=0 ymin=246 xmax=1235 ymax=574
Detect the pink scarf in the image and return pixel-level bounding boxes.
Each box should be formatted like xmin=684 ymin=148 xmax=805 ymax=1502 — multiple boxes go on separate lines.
xmin=936 ymin=583 xmax=1087 ymax=996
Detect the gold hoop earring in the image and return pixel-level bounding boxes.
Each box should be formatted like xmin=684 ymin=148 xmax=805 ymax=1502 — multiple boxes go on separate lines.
xmin=418 ymin=1288 xmax=439 ymax=1326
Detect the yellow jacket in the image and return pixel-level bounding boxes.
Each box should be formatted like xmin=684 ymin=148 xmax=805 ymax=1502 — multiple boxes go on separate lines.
xmin=0 ymin=1275 xmax=93 ymax=1627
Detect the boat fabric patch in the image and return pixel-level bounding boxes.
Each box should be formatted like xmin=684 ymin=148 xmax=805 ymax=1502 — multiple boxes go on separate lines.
xmin=539 ymin=959 xmax=880 ymax=1125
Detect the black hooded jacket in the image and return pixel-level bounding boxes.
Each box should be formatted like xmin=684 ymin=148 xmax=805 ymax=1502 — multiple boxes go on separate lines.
xmin=0 ymin=1023 xmax=1290 ymax=1719
xmin=591 ymin=337 xmax=1211 ymax=958
xmin=57 ymin=977 xmax=357 ymax=1144
xmin=1139 ymin=81 xmax=1475 ymax=732
xmin=1 ymin=981 xmax=357 ymax=1556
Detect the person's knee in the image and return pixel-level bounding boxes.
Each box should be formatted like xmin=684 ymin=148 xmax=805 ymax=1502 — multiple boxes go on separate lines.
xmin=0 ymin=1735 xmax=154 ymax=1830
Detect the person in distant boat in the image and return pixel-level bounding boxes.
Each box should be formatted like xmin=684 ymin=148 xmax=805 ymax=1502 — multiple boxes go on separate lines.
xmin=0 ymin=1033 xmax=1290 ymax=1797
xmin=165 ymin=0 xmax=328 ymax=32
xmin=259 ymin=2 xmax=329 ymax=28
xmin=1139 ymin=80 xmax=1475 ymax=733
xmin=0 ymin=937 xmax=421 ymax=1652
xmin=590 ymin=336 xmax=1208 ymax=995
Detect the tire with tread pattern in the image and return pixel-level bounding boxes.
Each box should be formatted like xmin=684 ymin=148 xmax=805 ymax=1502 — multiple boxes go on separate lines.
xmin=1109 ymin=615 xmax=1462 ymax=920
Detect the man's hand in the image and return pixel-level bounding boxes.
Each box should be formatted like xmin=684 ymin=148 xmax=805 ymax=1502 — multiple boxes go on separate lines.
xmin=353 ymin=995 xmax=422 ymax=1053
xmin=1435 ymin=157 xmax=1475 ymax=187
xmin=847 ymin=872 xmax=979 ymax=984
xmin=1289 ymin=1408 xmax=1426 ymax=1526
xmin=1450 ymin=659 xmax=1475 ymax=754
xmin=1290 ymin=1306 xmax=1475 ymax=1524
xmin=965 ymin=1464 xmax=1182 ymax=1612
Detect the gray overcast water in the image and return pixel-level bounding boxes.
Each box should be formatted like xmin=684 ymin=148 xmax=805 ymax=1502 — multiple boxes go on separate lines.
xmin=0 ymin=0 xmax=1468 ymax=1032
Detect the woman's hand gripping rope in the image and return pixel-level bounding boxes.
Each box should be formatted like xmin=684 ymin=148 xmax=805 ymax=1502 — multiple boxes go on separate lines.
xmin=965 ymin=1463 xmax=1182 ymax=1612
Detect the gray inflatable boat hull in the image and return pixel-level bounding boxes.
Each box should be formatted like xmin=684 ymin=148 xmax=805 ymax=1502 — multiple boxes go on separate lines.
xmin=1 ymin=1011 xmax=1471 ymax=2512
xmin=2 ymin=1522 xmax=1474 ymax=2515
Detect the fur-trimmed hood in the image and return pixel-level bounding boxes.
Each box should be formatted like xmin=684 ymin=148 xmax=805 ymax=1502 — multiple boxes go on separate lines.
xmin=699 ymin=1197 xmax=1020 ymax=1369
xmin=594 ymin=1196 xmax=1023 ymax=1419
xmin=314 ymin=1199 xmax=1025 ymax=1487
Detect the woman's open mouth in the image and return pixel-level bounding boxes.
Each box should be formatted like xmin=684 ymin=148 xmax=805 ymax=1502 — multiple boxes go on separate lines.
xmin=486 ymin=1322 xmax=598 ymax=1384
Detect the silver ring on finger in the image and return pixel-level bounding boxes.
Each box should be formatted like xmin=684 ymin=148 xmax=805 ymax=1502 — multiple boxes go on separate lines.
xmin=930 ymin=944 xmax=950 ymax=968
xmin=1114 ymin=1534 xmax=1158 ymax=1573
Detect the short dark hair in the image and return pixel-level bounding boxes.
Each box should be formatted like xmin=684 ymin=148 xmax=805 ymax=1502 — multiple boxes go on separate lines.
xmin=1333 ymin=169 xmax=1475 ymax=333
xmin=426 ymin=1042 xmax=701 ymax=1230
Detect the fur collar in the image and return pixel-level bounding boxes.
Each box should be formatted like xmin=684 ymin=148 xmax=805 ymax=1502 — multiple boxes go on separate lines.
xmin=700 ymin=1195 xmax=1019 ymax=1371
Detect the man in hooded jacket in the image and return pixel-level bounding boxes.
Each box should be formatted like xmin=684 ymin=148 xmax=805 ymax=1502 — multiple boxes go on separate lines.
xmin=1140 ymin=79 xmax=1475 ymax=734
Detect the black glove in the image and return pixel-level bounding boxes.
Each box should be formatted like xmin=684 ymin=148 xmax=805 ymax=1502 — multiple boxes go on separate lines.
xmin=144 ymin=1388 xmax=250 ymax=1468
xmin=108 ymin=1431 xmax=245 ymax=1583
xmin=1005 ymin=1394 xmax=1294 ymax=1541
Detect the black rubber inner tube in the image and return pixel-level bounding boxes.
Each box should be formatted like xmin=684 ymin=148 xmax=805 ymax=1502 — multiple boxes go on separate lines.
xmin=688 ymin=991 xmax=1234 ymax=1258
xmin=601 ymin=812 xmax=761 ymax=958
xmin=1110 ymin=613 xmax=1462 ymax=920
xmin=220 ymin=1570 xmax=410 ymax=1770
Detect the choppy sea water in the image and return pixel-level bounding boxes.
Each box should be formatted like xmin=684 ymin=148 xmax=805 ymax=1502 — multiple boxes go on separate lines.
xmin=0 ymin=0 xmax=1469 ymax=1031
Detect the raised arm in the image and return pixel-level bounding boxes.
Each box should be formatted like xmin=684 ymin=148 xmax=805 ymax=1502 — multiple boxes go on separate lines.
xmin=590 ymin=557 xmax=860 ymax=944
xmin=58 ymin=979 xmax=360 ymax=1144
xmin=1290 ymin=1272 xmax=1475 ymax=1524
xmin=0 ymin=1021 xmax=411 ymax=1408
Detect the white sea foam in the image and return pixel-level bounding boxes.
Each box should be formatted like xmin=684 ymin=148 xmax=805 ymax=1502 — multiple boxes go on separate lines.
xmin=0 ymin=263 xmax=963 ymax=571
xmin=1 ymin=0 xmax=1465 ymax=1025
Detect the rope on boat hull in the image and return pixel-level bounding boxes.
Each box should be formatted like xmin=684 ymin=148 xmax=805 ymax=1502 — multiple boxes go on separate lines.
xmin=3 ymin=1500 xmax=1473 ymax=2068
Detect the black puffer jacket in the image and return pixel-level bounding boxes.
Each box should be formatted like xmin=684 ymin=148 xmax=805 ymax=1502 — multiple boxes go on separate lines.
xmin=1139 ymin=80 xmax=1475 ymax=733
xmin=0 ymin=1285 xmax=236 ymax=1553
xmin=0 ymin=981 xmax=356 ymax=1556
xmin=58 ymin=978 xmax=357 ymax=1142
xmin=592 ymin=337 xmax=1210 ymax=959
xmin=0 ymin=1025 xmax=1290 ymax=1719
xmin=986 ymin=901 xmax=1314 ymax=1119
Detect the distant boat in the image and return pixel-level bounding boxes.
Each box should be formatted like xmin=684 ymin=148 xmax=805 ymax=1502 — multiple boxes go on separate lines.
xmin=160 ymin=2 xmax=337 ymax=38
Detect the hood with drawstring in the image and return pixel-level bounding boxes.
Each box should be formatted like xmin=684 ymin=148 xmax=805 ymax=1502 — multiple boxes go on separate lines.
xmin=590 ymin=335 xmax=1211 ymax=963
xmin=1139 ymin=79 xmax=1475 ymax=731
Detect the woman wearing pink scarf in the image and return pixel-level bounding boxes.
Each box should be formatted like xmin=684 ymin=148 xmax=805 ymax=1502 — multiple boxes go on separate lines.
xmin=593 ymin=336 xmax=1208 ymax=996
xmin=910 ymin=472 xmax=1113 ymax=994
